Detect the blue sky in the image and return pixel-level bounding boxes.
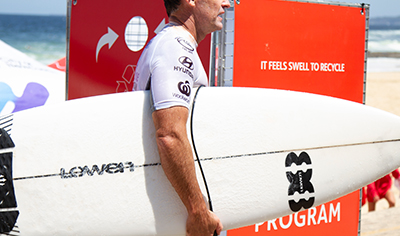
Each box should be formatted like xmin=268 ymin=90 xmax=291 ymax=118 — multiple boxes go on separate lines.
xmin=0 ymin=0 xmax=398 ymax=18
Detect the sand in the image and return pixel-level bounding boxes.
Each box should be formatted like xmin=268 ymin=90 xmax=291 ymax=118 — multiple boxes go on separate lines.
xmin=364 ymin=71 xmax=400 ymax=213
xmin=366 ymin=72 xmax=400 ymax=117
xmin=359 ymin=71 xmax=400 ymax=235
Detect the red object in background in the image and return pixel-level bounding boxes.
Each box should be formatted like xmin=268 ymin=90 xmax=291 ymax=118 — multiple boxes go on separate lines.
xmin=48 ymin=57 xmax=66 ymax=72
xmin=67 ymin=0 xmax=211 ymax=100
xmin=229 ymin=0 xmax=366 ymax=235
xmin=233 ymin=0 xmax=366 ymax=102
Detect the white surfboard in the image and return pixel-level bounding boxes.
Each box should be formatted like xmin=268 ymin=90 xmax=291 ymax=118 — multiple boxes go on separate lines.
xmin=0 ymin=87 xmax=399 ymax=235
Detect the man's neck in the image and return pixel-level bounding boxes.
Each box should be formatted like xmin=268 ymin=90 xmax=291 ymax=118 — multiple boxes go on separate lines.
xmin=169 ymin=14 xmax=205 ymax=44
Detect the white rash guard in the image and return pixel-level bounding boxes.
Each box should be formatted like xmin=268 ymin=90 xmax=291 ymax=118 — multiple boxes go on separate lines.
xmin=133 ymin=23 xmax=208 ymax=111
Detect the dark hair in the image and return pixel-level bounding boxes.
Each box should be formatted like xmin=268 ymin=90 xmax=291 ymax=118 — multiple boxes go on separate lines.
xmin=164 ymin=0 xmax=181 ymax=17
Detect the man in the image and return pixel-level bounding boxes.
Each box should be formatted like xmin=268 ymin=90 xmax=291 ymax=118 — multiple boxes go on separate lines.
xmin=133 ymin=0 xmax=231 ymax=235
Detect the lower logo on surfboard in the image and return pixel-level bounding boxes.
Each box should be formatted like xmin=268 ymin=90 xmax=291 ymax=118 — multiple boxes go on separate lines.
xmin=60 ymin=161 xmax=135 ymax=179
xmin=0 ymin=128 xmax=19 ymax=233
xmin=285 ymin=152 xmax=315 ymax=212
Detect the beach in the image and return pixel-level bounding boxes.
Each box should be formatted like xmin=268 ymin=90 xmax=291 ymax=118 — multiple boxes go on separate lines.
xmin=360 ymin=56 xmax=400 ymax=235
xmin=366 ymin=72 xmax=400 ymax=116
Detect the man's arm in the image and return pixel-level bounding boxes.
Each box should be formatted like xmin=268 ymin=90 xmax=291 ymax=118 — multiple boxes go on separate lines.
xmin=152 ymin=106 xmax=223 ymax=236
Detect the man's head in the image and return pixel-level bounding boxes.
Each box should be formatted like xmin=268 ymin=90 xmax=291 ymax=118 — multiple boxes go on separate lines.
xmin=192 ymin=0 xmax=231 ymax=36
xmin=164 ymin=0 xmax=181 ymax=17
xmin=165 ymin=0 xmax=231 ymax=42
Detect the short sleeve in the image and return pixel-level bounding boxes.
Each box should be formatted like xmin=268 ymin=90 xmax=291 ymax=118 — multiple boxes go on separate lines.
xmin=150 ymin=39 xmax=197 ymax=110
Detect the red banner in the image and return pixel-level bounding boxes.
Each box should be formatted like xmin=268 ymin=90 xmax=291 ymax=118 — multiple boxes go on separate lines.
xmin=233 ymin=0 xmax=365 ymax=101
xmin=230 ymin=0 xmax=366 ymax=235
xmin=67 ymin=0 xmax=211 ymax=99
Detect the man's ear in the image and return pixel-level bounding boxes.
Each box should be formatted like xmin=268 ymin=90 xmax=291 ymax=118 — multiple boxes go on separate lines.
xmin=185 ymin=0 xmax=195 ymax=7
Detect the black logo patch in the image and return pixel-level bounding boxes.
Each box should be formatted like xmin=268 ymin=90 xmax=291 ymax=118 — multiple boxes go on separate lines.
xmin=178 ymin=81 xmax=191 ymax=96
xmin=285 ymin=152 xmax=315 ymax=212
xmin=178 ymin=56 xmax=194 ymax=70
xmin=0 ymin=128 xmax=19 ymax=233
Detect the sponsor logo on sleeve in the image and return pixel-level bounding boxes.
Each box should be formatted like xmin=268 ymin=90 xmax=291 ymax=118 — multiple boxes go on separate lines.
xmin=178 ymin=81 xmax=191 ymax=97
xmin=178 ymin=56 xmax=194 ymax=70
xmin=172 ymin=80 xmax=191 ymax=104
xmin=173 ymin=66 xmax=194 ymax=79
xmin=176 ymin=37 xmax=194 ymax=53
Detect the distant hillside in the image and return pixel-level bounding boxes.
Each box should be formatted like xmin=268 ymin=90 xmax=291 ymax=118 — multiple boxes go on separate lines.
xmin=369 ymin=16 xmax=400 ymax=30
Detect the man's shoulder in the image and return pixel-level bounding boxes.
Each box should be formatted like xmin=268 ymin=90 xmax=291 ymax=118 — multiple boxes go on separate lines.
xmin=148 ymin=26 xmax=196 ymax=55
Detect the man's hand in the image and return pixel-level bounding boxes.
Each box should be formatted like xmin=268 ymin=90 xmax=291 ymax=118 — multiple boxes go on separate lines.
xmin=186 ymin=210 xmax=223 ymax=236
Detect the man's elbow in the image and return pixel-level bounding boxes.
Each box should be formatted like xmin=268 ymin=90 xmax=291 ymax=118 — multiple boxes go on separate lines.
xmin=155 ymin=127 xmax=184 ymax=152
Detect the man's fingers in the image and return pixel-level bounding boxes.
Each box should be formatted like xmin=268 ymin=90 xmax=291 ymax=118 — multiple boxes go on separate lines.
xmin=215 ymin=221 xmax=223 ymax=235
